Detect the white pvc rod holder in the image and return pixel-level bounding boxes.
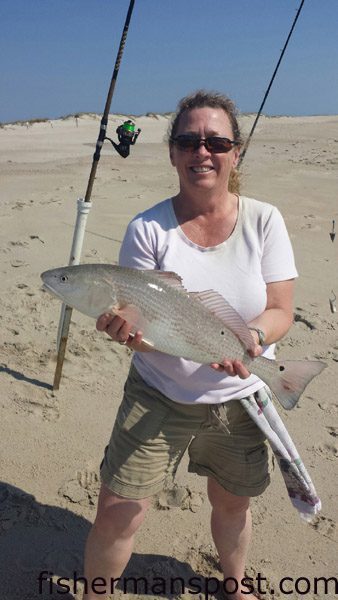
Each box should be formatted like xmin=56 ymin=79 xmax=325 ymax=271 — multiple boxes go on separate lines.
xmin=56 ymin=198 xmax=92 ymax=351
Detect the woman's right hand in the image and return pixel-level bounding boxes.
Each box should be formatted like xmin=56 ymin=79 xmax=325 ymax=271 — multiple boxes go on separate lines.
xmin=96 ymin=314 xmax=152 ymax=352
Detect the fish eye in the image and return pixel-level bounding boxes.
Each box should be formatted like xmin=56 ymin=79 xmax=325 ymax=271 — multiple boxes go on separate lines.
xmin=220 ymin=330 xmax=225 ymax=335
xmin=60 ymin=275 xmax=68 ymax=283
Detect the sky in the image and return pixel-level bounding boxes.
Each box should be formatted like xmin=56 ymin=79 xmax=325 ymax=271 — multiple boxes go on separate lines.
xmin=1 ymin=0 xmax=337 ymax=123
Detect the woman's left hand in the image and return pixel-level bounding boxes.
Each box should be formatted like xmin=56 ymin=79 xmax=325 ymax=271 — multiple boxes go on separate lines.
xmin=210 ymin=338 xmax=263 ymax=378
xmin=210 ymin=279 xmax=295 ymax=378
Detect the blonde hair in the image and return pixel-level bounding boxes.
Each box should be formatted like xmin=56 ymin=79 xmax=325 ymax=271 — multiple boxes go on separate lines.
xmin=228 ymin=168 xmax=241 ymax=194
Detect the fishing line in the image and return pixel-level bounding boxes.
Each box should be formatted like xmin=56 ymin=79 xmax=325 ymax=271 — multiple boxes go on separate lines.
xmin=53 ymin=0 xmax=137 ymax=390
xmin=238 ymin=0 xmax=306 ymax=167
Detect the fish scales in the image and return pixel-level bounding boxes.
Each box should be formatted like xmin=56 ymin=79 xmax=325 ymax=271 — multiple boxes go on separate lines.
xmin=110 ymin=267 xmax=244 ymax=363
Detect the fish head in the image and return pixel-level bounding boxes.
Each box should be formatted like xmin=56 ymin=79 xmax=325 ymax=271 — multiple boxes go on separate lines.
xmin=41 ymin=264 xmax=118 ymax=319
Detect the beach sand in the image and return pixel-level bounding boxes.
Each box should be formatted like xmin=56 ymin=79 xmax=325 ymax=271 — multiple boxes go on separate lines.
xmin=0 ymin=113 xmax=337 ymax=599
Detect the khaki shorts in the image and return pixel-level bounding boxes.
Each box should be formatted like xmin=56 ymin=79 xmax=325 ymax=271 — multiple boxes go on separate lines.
xmin=100 ymin=365 xmax=270 ymax=499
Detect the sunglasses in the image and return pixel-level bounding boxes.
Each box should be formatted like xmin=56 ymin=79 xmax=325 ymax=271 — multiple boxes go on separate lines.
xmin=171 ymin=134 xmax=238 ymax=154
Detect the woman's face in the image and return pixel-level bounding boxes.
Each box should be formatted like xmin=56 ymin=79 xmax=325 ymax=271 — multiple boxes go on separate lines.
xmin=170 ymin=107 xmax=240 ymax=195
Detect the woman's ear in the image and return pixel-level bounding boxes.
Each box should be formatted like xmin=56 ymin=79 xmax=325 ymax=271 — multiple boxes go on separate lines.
xmin=169 ymin=144 xmax=176 ymax=167
xmin=232 ymin=146 xmax=241 ymax=169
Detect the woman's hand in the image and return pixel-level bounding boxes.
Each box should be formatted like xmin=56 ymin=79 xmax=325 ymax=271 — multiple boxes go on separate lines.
xmin=211 ymin=279 xmax=295 ymax=378
xmin=96 ymin=314 xmax=152 ymax=352
xmin=210 ymin=333 xmax=263 ymax=378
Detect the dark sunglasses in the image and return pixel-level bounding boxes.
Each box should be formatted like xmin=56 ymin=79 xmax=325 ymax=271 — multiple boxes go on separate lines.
xmin=171 ymin=134 xmax=238 ymax=154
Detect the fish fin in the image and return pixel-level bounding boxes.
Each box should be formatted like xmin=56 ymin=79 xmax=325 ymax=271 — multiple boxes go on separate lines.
xmin=254 ymin=358 xmax=327 ymax=410
xmin=190 ymin=290 xmax=256 ymax=352
xmin=142 ymin=270 xmax=187 ymax=290
xmin=146 ymin=270 xmax=183 ymax=282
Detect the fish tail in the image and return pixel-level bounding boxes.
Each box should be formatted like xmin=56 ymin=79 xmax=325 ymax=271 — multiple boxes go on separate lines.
xmin=253 ymin=358 xmax=327 ymax=410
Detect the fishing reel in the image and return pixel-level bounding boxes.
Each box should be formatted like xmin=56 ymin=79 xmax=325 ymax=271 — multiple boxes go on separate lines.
xmin=105 ymin=119 xmax=141 ymax=158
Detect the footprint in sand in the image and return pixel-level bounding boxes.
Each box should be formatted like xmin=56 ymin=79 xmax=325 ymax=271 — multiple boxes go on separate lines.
xmin=326 ymin=426 xmax=338 ymax=438
xmin=10 ymin=259 xmax=28 ymax=268
xmin=9 ymin=240 xmax=29 ymax=247
xmin=251 ymin=499 xmax=268 ymax=525
xmin=12 ymin=393 xmax=59 ymax=422
xmin=318 ymin=401 xmax=338 ymax=415
xmin=311 ymin=515 xmax=337 ymax=541
xmin=11 ymin=201 xmax=27 ymax=211
xmin=276 ymin=336 xmax=302 ymax=349
xmin=58 ymin=469 xmax=100 ymax=507
xmin=68 ymin=342 xmax=90 ymax=358
xmin=300 ymin=222 xmax=321 ymax=231
xmin=155 ymin=485 xmax=204 ymax=513
xmin=313 ymin=441 xmax=338 ymax=460
xmin=38 ymin=349 xmax=54 ymax=367
xmin=183 ymin=543 xmax=222 ymax=583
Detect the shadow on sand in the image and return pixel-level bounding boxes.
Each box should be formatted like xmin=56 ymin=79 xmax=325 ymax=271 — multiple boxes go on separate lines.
xmin=0 ymin=365 xmax=53 ymax=391
xmin=0 ymin=482 xmax=213 ymax=600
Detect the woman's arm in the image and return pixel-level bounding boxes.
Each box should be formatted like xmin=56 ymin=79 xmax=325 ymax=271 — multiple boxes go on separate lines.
xmin=248 ymin=279 xmax=294 ymax=345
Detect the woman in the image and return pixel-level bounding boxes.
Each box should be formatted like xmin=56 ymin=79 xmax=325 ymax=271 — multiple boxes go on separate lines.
xmin=82 ymin=90 xmax=297 ymax=600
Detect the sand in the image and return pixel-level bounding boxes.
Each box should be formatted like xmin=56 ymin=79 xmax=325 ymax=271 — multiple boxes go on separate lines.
xmin=0 ymin=112 xmax=337 ymax=600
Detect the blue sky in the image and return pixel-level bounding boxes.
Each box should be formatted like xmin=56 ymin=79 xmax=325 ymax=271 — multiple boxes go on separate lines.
xmin=1 ymin=0 xmax=337 ymax=123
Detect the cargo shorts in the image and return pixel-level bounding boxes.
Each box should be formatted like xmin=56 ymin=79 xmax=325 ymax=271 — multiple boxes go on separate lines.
xmin=100 ymin=364 xmax=271 ymax=499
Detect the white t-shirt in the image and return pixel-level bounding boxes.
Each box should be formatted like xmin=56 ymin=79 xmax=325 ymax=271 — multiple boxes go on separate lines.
xmin=119 ymin=196 xmax=298 ymax=404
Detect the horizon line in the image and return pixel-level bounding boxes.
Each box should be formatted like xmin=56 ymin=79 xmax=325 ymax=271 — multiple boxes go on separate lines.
xmin=1 ymin=110 xmax=338 ymax=128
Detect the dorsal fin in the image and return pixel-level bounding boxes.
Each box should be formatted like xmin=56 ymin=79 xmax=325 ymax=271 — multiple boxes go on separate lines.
xmin=140 ymin=269 xmax=187 ymax=291
xmin=190 ymin=290 xmax=256 ymax=352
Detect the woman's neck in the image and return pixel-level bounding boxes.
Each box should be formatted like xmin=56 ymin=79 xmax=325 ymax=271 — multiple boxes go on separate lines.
xmin=172 ymin=193 xmax=240 ymax=247
xmin=172 ymin=189 xmax=238 ymax=223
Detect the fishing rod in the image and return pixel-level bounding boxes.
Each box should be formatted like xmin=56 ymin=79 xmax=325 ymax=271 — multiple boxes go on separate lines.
xmin=53 ymin=0 xmax=137 ymax=390
xmin=238 ymin=0 xmax=306 ymax=167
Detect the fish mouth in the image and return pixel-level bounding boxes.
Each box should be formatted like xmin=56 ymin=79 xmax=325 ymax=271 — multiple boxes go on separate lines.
xmin=42 ymin=281 xmax=53 ymax=293
xmin=41 ymin=282 xmax=53 ymax=293
xmin=42 ymin=282 xmax=64 ymax=301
